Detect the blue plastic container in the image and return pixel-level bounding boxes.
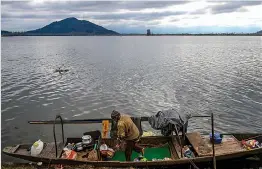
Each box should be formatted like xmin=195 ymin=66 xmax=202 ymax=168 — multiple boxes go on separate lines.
xmin=209 ymin=132 xmax=222 ymax=144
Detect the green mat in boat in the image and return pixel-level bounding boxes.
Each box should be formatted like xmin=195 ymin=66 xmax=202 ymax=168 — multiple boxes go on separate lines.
xmin=111 ymin=144 xmax=171 ymax=161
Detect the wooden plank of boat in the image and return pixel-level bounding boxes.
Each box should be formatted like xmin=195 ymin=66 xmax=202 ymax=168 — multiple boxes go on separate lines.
xmin=186 ymin=132 xmax=212 ymax=155
xmin=38 ymin=142 xmax=64 ymax=158
xmin=11 ymin=145 xmax=20 ymax=153
xmin=200 ymin=135 xmax=244 ymax=156
xmin=187 ymin=132 xmax=246 ymax=157
xmin=171 ymin=136 xmax=183 ymax=158
xmin=4 ymin=145 xmax=20 ymax=154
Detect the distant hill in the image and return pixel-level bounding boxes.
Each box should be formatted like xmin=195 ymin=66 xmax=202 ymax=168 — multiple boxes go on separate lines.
xmin=1 ymin=30 xmax=11 ymax=35
xmin=257 ymin=30 xmax=262 ymax=34
xmin=25 ymin=17 xmax=118 ymax=35
xmin=2 ymin=30 xmax=11 ymax=34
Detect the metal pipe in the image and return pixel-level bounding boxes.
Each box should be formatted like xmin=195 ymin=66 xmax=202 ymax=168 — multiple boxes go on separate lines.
xmin=53 ymin=115 xmax=65 ymax=158
xmin=191 ymin=115 xmax=211 ymax=118
xmin=28 ymin=115 xmax=211 ymax=125
xmin=174 ymin=125 xmax=183 ymax=158
xmin=211 ymin=113 xmax=216 ymax=169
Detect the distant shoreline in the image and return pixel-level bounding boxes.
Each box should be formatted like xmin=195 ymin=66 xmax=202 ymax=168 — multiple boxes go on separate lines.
xmin=2 ymin=34 xmax=262 ymax=37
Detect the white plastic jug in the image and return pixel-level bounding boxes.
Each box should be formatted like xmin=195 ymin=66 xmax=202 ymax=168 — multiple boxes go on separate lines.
xmin=30 ymin=139 xmax=44 ymax=156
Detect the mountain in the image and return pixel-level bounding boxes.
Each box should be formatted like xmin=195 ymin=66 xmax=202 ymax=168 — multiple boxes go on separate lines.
xmin=26 ymin=17 xmax=119 ymax=35
xmin=1 ymin=30 xmax=11 ymax=35
xmin=257 ymin=30 xmax=262 ymax=34
xmin=2 ymin=30 xmax=11 ymax=34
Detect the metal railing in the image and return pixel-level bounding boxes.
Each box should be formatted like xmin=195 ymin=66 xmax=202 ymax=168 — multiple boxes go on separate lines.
xmin=39 ymin=113 xmax=216 ymax=169
xmin=53 ymin=115 xmax=65 ymax=158
xmin=172 ymin=114 xmax=216 ymax=169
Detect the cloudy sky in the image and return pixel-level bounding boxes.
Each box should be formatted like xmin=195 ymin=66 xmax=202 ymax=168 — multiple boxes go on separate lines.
xmin=1 ymin=1 xmax=262 ymax=33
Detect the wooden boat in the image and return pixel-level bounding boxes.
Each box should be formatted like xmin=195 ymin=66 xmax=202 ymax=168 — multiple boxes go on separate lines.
xmin=3 ymin=130 xmax=262 ymax=168
xmin=3 ymin=114 xmax=262 ymax=168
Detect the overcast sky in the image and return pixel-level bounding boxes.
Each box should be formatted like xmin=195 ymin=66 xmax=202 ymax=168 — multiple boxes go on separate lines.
xmin=1 ymin=1 xmax=262 ymax=33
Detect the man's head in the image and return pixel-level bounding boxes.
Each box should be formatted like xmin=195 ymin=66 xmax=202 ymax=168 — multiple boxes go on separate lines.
xmin=111 ymin=110 xmax=121 ymax=122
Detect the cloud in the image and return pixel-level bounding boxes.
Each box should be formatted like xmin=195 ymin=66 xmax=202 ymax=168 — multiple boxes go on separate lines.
xmin=2 ymin=9 xmax=187 ymax=21
xmin=111 ymin=1 xmax=188 ymax=10
xmin=190 ymin=9 xmax=208 ymax=15
xmin=1 ymin=1 xmax=189 ymax=12
xmin=2 ymin=12 xmax=74 ymax=20
xmin=89 ymin=11 xmax=187 ymax=21
xmin=1 ymin=1 xmax=262 ymax=33
xmin=1 ymin=1 xmax=190 ymax=22
xmin=210 ymin=1 xmax=262 ymax=14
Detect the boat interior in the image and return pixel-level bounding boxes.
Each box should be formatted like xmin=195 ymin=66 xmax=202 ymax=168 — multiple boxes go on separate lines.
xmin=3 ymin=130 xmax=262 ymax=163
xmin=3 ymin=114 xmax=262 ymax=165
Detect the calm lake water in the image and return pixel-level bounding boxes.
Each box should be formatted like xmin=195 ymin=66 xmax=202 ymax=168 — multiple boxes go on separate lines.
xmin=1 ymin=36 xmax=262 ymax=162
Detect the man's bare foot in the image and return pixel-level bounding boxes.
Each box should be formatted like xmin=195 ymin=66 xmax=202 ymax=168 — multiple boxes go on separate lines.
xmin=141 ymin=148 xmax=145 ymax=156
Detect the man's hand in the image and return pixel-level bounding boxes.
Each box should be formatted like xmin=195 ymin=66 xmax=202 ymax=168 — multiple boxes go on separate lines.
xmin=115 ymin=144 xmax=120 ymax=151
xmin=117 ymin=137 xmax=122 ymax=144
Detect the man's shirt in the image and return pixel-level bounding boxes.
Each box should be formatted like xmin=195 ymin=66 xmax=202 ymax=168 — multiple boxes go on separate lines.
xmin=117 ymin=114 xmax=140 ymax=140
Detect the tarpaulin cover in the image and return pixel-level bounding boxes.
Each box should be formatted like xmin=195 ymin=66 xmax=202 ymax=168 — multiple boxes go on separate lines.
xmin=148 ymin=109 xmax=191 ymax=136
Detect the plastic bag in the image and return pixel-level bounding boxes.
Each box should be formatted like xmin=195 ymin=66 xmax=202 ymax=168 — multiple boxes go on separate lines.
xmin=88 ymin=144 xmax=98 ymax=161
xmin=61 ymin=150 xmax=77 ymax=160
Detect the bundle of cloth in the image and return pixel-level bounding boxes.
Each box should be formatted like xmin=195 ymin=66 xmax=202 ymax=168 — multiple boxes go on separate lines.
xmin=148 ymin=109 xmax=192 ymax=136
xmin=242 ymin=139 xmax=261 ymax=150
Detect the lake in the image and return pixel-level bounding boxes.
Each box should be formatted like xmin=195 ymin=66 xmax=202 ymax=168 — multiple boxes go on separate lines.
xmin=1 ymin=36 xmax=262 ymax=162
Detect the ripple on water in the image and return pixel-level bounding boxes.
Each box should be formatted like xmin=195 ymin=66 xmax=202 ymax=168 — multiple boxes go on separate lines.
xmin=2 ymin=36 xmax=262 ymax=163
xmin=72 ymin=111 xmax=90 ymax=117
xmin=42 ymin=103 xmax=54 ymax=106
xmin=4 ymin=117 xmax=16 ymax=122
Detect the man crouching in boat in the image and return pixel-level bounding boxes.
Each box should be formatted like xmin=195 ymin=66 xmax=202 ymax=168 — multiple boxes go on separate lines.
xmin=111 ymin=110 xmax=144 ymax=161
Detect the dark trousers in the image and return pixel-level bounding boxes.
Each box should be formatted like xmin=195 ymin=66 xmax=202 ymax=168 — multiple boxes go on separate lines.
xmin=125 ymin=138 xmax=143 ymax=161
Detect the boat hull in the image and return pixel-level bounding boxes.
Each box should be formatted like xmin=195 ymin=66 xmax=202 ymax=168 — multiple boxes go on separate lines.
xmin=3 ymin=133 xmax=262 ymax=167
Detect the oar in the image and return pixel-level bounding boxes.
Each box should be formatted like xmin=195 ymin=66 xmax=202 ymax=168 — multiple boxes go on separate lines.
xmin=28 ymin=115 xmax=209 ymax=124
xmin=28 ymin=117 xmax=150 ymax=124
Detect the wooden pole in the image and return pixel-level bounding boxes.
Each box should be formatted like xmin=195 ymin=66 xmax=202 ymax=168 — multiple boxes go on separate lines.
xmin=211 ymin=113 xmax=216 ymax=169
